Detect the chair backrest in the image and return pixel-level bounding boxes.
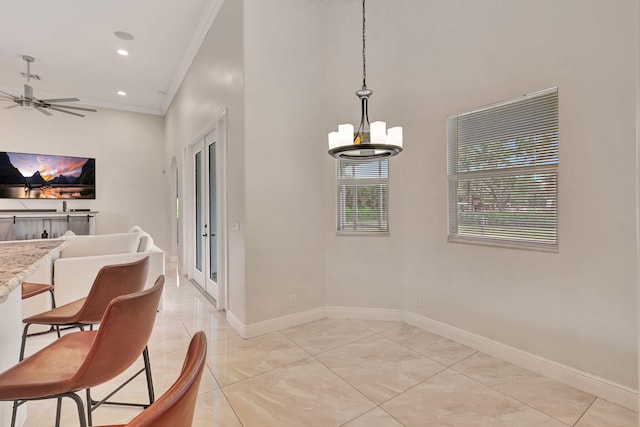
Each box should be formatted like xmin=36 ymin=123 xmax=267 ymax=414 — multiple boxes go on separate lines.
xmin=71 ymin=275 xmax=164 ymax=390
xmin=125 ymin=331 xmax=207 ymax=427
xmin=75 ymin=256 xmax=150 ymax=323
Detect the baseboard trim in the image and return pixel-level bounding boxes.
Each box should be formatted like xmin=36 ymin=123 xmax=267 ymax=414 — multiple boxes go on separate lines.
xmin=325 ymin=306 xmax=404 ymax=321
xmin=225 ymin=306 xmax=637 ymax=410
xmin=403 ymin=312 xmax=638 ymax=411
xmin=227 ymin=308 xmax=326 ymax=339
xmin=224 ymin=310 xmax=246 ymax=338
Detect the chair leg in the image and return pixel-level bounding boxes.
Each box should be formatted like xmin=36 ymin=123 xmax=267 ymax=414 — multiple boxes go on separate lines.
xmin=48 ymin=289 xmax=62 ymax=338
xmin=55 ymin=397 xmax=62 ymax=427
xmin=10 ymin=399 xmax=18 ymax=427
xmin=48 ymin=288 xmax=57 ymax=309
xmin=87 ymin=347 xmax=155 ymax=410
xmin=19 ymin=323 xmax=31 ymax=361
xmin=10 ymin=395 xmax=83 ymax=427
xmin=142 ymin=346 xmax=155 ymax=404
xmin=62 ymin=392 xmax=88 ymax=427
xmin=86 ymin=388 xmax=93 ymax=427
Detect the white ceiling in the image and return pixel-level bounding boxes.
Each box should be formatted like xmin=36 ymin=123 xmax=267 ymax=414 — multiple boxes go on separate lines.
xmin=0 ymin=0 xmax=223 ymax=116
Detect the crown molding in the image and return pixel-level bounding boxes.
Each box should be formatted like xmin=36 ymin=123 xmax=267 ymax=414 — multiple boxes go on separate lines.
xmin=160 ymin=0 xmax=225 ymax=115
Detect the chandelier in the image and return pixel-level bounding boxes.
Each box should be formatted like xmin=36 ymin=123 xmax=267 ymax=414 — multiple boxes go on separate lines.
xmin=328 ymin=0 xmax=403 ymax=160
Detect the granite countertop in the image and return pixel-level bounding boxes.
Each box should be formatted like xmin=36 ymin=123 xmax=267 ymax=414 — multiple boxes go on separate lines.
xmin=0 ymin=239 xmax=68 ymax=304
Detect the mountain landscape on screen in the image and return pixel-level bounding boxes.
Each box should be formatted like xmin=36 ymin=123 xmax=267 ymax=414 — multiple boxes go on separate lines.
xmin=0 ymin=151 xmax=95 ymax=199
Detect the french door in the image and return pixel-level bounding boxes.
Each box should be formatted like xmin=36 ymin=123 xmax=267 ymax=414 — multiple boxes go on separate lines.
xmin=191 ymin=132 xmax=219 ymax=302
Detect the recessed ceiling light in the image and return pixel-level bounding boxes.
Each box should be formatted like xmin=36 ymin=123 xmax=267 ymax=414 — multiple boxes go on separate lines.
xmin=117 ymin=91 xmax=127 ymax=96
xmin=117 ymin=49 xmax=129 ymax=56
xmin=114 ymin=31 xmax=134 ymax=41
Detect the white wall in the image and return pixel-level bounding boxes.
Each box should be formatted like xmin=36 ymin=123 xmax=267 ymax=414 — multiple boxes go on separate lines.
xmin=164 ymin=0 xmax=332 ymax=327
xmin=142 ymin=0 xmax=638 ymax=398
xmin=0 ymin=107 xmax=168 ymax=249
xmin=636 ymin=0 xmax=640 ymax=418
xmin=323 ymin=0 xmax=406 ymax=312
xmin=243 ymin=0 xmax=327 ymax=323
xmin=165 ymin=0 xmax=246 ymax=321
xmin=324 ymin=0 xmax=638 ymax=389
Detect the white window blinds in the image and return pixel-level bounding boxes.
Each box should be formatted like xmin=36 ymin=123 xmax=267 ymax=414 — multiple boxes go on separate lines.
xmin=447 ymin=87 xmax=559 ymax=251
xmin=337 ymin=158 xmax=389 ymax=234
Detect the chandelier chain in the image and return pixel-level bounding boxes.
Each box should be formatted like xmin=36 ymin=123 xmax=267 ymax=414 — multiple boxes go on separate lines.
xmin=362 ymin=0 xmax=366 ymax=89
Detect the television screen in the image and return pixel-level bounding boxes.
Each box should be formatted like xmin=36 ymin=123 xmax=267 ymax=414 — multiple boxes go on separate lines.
xmin=0 ymin=151 xmax=95 ymax=199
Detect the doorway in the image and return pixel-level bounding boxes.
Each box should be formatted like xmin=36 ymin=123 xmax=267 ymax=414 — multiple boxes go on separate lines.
xmin=190 ymin=134 xmax=219 ymax=301
xmin=185 ymin=109 xmax=228 ymax=310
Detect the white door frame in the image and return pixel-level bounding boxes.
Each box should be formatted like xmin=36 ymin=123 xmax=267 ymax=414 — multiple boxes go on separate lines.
xmin=182 ymin=108 xmax=228 ymax=311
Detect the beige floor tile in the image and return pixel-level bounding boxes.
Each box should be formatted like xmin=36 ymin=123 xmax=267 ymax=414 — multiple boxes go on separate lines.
xmin=90 ymin=347 xmax=219 ymax=405
xmin=575 ymin=398 xmax=638 ymax=427
xmin=453 ymin=352 xmax=595 ymax=425
xmin=223 ymin=358 xmax=375 ymax=426
xmin=152 ymin=350 xmax=219 ymax=395
xmin=24 ymin=369 xmax=233 ymax=426
xmin=146 ymin=319 xmax=192 ymax=356
xmin=169 ymin=297 xmax=220 ymax=318
xmin=383 ymin=324 xmax=477 ymax=366
xmin=382 ymin=369 xmax=568 ymax=427
xmin=341 ymin=407 xmax=404 ymax=427
xmin=281 ymin=318 xmax=376 ymax=355
xmin=207 ymin=332 xmax=309 ymax=386
xmin=23 ymin=395 xmax=140 ymax=427
xmin=351 ymin=319 xmax=404 ymax=332
xmin=192 ymin=388 xmax=243 ymax=427
xmin=22 ymin=263 xmax=637 ymax=427
xmin=180 ymin=312 xmax=239 ymax=341
xmin=317 ymin=334 xmax=445 ymax=404
xmin=23 ymin=397 xmax=84 ymax=427
xmin=152 ymin=306 xmax=182 ymax=326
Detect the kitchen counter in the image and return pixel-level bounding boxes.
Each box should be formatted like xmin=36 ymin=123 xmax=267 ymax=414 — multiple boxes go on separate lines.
xmin=0 ymin=239 xmax=67 ymax=304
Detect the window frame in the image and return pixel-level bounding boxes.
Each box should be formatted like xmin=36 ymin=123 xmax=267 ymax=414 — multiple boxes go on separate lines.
xmin=336 ymin=158 xmax=390 ymax=236
xmin=447 ymin=87 xmax=559 ymax=252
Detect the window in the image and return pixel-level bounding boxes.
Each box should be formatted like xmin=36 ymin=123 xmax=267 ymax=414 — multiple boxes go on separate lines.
xmin=337 ymin=158 xmax=389 ymax=234
xmin=447 ymin=88 xmax=558 ymax=251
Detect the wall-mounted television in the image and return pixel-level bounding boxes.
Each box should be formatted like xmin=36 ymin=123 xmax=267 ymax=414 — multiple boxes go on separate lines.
xmin=0 ymin=151 xmax=95 ymax=199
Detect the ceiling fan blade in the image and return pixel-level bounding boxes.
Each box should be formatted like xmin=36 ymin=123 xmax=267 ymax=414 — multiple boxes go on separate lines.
xmin=35 ymin=106 xmax=52 ymax=116
xmin=40 ymin=97 xmax=79 ymax=103
xmin=46 ymin=106 xmax=86 ymax=117
xmin=4 ymin=104 xmax=19 ymax=109
xmin=45 ymin=104 xmax=97 ymax=112
xmin=0 ymin=90 xmax=17 ymax=99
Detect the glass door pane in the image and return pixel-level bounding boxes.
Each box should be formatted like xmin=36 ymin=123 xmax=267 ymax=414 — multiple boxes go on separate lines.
xmin=195 ymin=150 xmax=203 ymax=272
xmin=209 ymin=142 xmax=217 ymax=281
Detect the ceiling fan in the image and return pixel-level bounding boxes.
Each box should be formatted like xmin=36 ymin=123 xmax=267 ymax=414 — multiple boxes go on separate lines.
xmin=0 ymin=55 xmax=97 ymax=117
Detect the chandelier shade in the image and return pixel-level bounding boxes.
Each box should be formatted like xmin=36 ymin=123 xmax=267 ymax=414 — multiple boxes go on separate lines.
xmin=327 ymin=0 xmax=403 ymax=160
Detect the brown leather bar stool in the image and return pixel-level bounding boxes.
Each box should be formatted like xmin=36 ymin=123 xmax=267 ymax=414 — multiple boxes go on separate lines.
xmin=21 ymin=282 xmax=55 ymax=305
xmin=20 ymin=256 xmax=150 ymax=360
xmin=0 ymin=276 xmax=164 ymax=427
xmin=19 ymin=257 xmax=157 ymax=420
xmin=96 ymin=331 xmax=207 ymax=427
xmin=21 ymin=282 xmax=59 ymax=337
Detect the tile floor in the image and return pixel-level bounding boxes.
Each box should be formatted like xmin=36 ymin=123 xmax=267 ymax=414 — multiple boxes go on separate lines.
xmin=21 ymin=263 xmax=638 ymax=426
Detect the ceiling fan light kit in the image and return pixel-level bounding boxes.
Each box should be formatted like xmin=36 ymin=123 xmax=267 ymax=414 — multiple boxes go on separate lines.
xmin=0 ymin=55 xmax=97 ymax=117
